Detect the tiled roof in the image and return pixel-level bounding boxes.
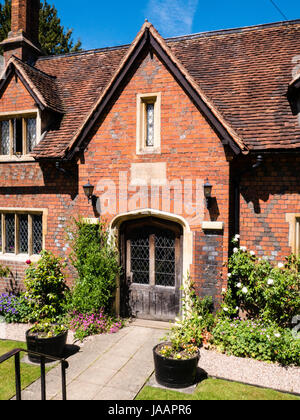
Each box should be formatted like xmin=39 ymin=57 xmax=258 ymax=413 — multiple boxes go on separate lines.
xmin=17 ymin=19 xmax=300 ymax=158
xmin=167 ymin=20 xmax=300 ymax=151
xmin=34 ymin=46 xmax=128 ymax=158
xmin=12 ymin=57 xmax=64 ymax=113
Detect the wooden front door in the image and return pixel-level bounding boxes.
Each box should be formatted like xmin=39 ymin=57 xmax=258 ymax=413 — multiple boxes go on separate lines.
xmin=120 ymin=218 xmax=182 ymax=322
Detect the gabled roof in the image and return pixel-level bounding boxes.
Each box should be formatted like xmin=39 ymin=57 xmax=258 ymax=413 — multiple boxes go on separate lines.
xmin=0 ymin=56 xmax=64 ymax=114
xmin=4 ymin=19 xmax=300 ymax=159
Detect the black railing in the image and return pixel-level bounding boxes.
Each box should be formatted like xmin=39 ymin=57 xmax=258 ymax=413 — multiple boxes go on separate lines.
xmin=0 ymin=348 xmax=69 ymax=400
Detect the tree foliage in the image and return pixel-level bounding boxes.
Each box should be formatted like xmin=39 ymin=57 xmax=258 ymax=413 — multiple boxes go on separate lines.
xmin=0 ymin=0 xmax=82 ymax=56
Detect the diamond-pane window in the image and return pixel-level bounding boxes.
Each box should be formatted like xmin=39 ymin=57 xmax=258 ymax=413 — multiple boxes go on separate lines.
xmin=0 ymin=116 xmax=37 ymax=156
xmin=146 ymin=103 xmax=155 ymax=147
xmin=1 ymin=120 xmax=10 ymax=155
xmin=155 ymin=232 xmax=176 ymax=287
xmin=0 ymin=211 xmax=43 ymax=255
xmin=5 ymin=214 xmax=15 ymax=254
xmin=33 ymin=214 xmax=43 ymax=255
xmin=131 ymin=236 xmax=149 ymax=285
xmin=27 ymin=118 xmax=37 ymax=152
xmin=19 ymin=215 xmax=28 ymax=254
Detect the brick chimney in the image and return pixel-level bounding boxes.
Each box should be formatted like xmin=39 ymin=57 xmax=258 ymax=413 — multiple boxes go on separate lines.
xmin=0 ymin=0 xmax=42 ymax=64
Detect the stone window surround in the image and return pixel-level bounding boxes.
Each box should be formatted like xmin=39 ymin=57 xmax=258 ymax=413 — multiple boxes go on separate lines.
xmin=0 ymin=109 xmax=41 ymax=162
xmin=0 ymin=207 xmax=48 ymax=262
xmin=136 ymin=92 xmax=161 ymax=155
xmin=286 ymin=213 xmax=300 ymax=255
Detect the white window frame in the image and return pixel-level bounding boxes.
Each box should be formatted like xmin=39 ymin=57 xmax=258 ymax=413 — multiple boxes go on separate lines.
xmin=0 ymin=208 xmax=47 ymax=261
xmin=136 ymin=92 xmax=161 ymax=154
xmin=0 ymin=109 xmax=41 ymax=161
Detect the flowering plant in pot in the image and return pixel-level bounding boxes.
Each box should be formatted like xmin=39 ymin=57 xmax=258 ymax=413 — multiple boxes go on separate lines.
xmin=24 ymin=251 xmax=69 ymax=363
xmin=153 ymin=278 xmax=214 ymax=389
xmin=26 ymin=321 xmax=68 ymax=363
xmin=153 ymin=330 xmax=200 ymax=389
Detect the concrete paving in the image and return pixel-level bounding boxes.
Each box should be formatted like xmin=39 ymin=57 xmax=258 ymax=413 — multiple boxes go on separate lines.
xmin=19 ymin=321 xmax=169 ymax=401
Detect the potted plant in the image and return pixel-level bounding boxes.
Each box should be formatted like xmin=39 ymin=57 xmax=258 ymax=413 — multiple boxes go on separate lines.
xmin=153 ymin=278 xmax=215 ymax=388
xmin=24 ymin=251 xmax=69 ymax=363
xmin=26 ymin=321 xmax=68 ymax=363
xmin=153 ymin=339 xmax=200 ymax=389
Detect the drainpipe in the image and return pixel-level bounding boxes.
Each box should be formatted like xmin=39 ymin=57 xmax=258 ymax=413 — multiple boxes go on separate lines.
xmin=233 ymin=154 xmax=264 ymax=238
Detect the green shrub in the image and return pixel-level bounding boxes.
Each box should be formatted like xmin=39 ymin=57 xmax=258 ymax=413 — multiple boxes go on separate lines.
xmin=24 ymin=250 xmax=69 ymax=322
xmin=68 ymin=218 xmax=120 ymax=314
xmin=0 ymin=293 xmax=32 ymax=323
xmin=211 ymin=318 xmax=300 ymax=366
xmin=223 ymin=238 xmax=300 ymax=327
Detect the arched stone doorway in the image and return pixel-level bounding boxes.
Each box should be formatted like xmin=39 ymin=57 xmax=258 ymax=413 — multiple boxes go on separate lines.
xmin=118 ymin=216 xmax=183 ymax=321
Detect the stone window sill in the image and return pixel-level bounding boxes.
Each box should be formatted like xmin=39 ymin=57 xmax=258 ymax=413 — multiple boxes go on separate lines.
xmin=0 ymin=253 xmax=41 ymax=263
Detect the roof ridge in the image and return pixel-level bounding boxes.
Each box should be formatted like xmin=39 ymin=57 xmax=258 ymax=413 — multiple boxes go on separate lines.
xmin=165 ymin=18 xmax=300 ymax=42
xmin=12 ymin=55 xmax=57 ymax=79
xmin=37 ymin=43 xmax=130 ymax=62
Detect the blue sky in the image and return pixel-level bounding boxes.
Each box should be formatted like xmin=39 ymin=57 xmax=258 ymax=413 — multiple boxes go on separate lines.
xmin=40 ymin=0 xmax=300 ymax=50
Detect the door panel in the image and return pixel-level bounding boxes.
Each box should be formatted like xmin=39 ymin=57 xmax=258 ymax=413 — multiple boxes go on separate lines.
xmin=120 ymin=218 xmax=182 ymax=322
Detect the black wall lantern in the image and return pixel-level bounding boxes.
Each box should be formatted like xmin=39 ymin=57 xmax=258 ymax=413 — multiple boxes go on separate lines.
xmin=83 ymin=180 xmax=94 ymax=203
xmin=204 ymin=178 xmax=213 ymax=209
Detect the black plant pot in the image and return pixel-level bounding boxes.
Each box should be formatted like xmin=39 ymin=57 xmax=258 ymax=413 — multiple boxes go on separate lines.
xmin=153 ymin=343 xmax=200 ymax=389
xmin=26 ymin=329 xmax=68 ymax=364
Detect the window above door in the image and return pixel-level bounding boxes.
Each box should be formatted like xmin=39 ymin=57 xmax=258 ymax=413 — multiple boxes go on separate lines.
xmin=136 ymin=92 xmax=161 ymax=154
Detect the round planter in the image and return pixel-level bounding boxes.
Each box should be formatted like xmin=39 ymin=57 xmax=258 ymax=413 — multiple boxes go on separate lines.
xmin=153 ymin=343 xmax=200 ymax=389
xmin=26 ymin=329 xmax=68 ymax=364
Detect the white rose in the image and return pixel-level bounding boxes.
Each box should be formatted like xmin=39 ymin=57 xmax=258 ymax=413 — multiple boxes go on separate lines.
xmin=223 ymin=307 xmax=228 ymax=312
xmin=240 ymin=246 xmax=247 ymax=252
xmin=227 ymin=273 xmax=232 ymax=278
xmin=233 ymin=248 xmax=239 ymax=253
xmin=274 ymin=333 xmax=281 ymax=338
xmin=267 ymin=279 xmax=274 ymax=285
xmin=234 ymin=234 xmax=240 ymax=240
xmin=236 ymin=282 xmax=242 ymax=288
xmin=278 ymin=262 xmax=284 ymax=269
xmin=222 ymin=288 xmax=227 ymax=294
xmin=250 ymin=250 xmax=255 ymax=256
xmin=242 ymin=287 xmax=248 ymax=294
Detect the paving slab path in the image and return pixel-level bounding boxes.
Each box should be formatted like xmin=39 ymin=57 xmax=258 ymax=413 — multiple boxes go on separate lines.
xmin=19 ymin=321 xmax=169 ymax=401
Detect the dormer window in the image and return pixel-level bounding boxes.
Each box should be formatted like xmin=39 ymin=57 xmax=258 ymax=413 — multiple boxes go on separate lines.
xmin=0 ymin=111 xmax=38 ymax=157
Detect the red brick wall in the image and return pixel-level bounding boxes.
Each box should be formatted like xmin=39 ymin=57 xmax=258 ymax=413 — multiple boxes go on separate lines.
xmin=239 ymin=154 xmax=299 ymax=262
xmin=0 ymin=52 xmax=231 ymax=307
xmin=0 ymin=74 xmax=36 ymax=113
xmin=77 ymin=52 xmax=231 ymax=304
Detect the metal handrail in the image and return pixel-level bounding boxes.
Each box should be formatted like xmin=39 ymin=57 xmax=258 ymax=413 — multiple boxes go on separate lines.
xmin=0 ymin=348 xmax=69 ymax=400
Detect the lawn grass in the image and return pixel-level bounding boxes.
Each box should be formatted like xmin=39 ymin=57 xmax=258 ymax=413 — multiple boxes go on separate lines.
xmin=0 ymin=339 xmax=44 ymax=400
xmin=136 ymin=378 xmax=300 ymax=401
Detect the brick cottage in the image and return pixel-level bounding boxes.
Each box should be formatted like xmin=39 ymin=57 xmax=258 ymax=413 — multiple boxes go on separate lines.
xmin=0 ymin=0 xmax=300 ymax=321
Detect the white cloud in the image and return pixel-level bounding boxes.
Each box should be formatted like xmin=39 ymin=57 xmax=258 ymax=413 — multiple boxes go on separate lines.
xmin=145 ymin=0 xmax=199 ymax=37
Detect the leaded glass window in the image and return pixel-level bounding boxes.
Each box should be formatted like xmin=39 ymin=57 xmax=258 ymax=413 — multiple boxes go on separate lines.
xmin=33 ymin=214 xmax=43 ymax=255
xmin=0 ymin=212 xmax=43 ymax=255
xmin=1 ymin=120 xmax=10 ymax=155
xmin=131 ymin=236 xmax=149 ymax=285
xmin=129 ymin=227 xmax=177 ymax=288
xmin=5 ymin=214 xmax=15 ymax=254
xmin=19 ymin=214 xmax=28 ymax=254
xmin=146 ymin=103 xmax=155 ymax=147
xmin=27 ymin=118 xmax=37 ymax=152
xmin=0 ymin=116 xmax=37 ymax=156
xmin=155 ymin=232 xmax=176 ymax=287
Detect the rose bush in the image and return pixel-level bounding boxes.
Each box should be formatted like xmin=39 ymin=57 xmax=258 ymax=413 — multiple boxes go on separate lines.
xmin=223 ymin=237 xmax=300 ymax=327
